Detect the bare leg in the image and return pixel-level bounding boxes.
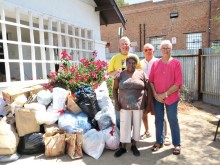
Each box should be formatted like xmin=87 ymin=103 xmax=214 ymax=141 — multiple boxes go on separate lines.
xmin=164 ymin=118 xmax=168 ymax=137
xmin=141 ymin=112 xmax=151 ymax=139
xmin=164 ymin=118 xmax=171 ymax=145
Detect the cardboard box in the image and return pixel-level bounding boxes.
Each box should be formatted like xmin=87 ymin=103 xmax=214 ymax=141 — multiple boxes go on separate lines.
xmin=2 ymin=84 xmax=43 ymax=104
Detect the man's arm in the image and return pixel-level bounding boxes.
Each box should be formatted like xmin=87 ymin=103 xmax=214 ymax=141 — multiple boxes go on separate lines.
xmin=108 ymin=68 xmax=122 ymax=78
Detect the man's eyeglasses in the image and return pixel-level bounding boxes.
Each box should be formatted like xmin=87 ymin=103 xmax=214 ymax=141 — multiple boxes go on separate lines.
xmin=144 ymin=49 xmax=152 ymax=52
xmin=162 ymin=47 xmax=171 ymax=50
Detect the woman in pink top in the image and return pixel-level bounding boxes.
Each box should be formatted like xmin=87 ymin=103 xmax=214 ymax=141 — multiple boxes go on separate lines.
xmin=149 ymin=40 xmax=183 ymax=155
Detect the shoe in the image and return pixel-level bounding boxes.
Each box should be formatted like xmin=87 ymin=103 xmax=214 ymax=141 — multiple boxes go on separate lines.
xmin=114 ymin=148 xmax=127 ymax=157
xmin=164 ymin=136 xmax=171 ymax=146
xmin=151 ymin=143 xmax=163 ymax=152
xmin=140 ymin=131 xmax=151 ymax=140
xmin=173 ymin=145 xmax=181 ymax=155
xmin=131 ymin=145 xmax=140 ymax=156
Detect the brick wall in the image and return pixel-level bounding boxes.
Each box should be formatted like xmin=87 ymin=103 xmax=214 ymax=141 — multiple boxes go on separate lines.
xmin=101 ymin=0 xmax=220 ymax=53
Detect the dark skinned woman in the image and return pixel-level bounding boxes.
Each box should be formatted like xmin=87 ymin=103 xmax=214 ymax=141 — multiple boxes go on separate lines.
xmin=113 ymin=54 xmax=147 ymax=157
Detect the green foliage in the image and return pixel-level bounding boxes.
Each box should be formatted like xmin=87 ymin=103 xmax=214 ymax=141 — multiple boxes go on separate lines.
xmin=44 ymin=51 xmax=108 ymax=93
xmin=106 ymin=76 xmax=114 ymax=99
xmin=180 ymin=85 xmax=193 ymax=103
xmin=115 ymin=0 xmax=129 ymax=7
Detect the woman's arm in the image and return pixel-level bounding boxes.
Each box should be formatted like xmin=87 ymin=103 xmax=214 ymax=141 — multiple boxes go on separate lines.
xmin=113 ymin=78 xmax=121 ymax=111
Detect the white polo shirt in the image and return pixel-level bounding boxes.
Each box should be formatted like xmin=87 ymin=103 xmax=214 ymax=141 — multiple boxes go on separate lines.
xmin=140 ymin=56 xmax=158 ymax=77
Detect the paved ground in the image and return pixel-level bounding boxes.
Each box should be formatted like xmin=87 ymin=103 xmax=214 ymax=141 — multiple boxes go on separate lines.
xmin=1 ymin=101 xmax=220 ymax=165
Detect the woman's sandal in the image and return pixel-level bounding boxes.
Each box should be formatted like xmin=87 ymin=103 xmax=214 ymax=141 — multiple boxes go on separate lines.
xmin=151 ymin=143 xmax=163 ymax=152
xmin=164 ymin=136 xmax=171 ymax=146
xmin=173 ymin=146 xmax=181 ymax=155
xmin=140 ymin=131 xmax=151 ymax=140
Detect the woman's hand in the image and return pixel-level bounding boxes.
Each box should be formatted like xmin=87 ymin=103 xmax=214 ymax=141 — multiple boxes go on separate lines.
xmin=154 ymin=93 xmax=165 ymax=103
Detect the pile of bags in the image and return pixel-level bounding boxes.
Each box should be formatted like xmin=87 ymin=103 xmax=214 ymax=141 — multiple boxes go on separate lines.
xmin=0 ymin=81 xmax=119 ymax=163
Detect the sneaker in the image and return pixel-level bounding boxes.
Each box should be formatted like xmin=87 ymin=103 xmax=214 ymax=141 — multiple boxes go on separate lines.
xmin=114 ymin=148 xmax=127 ymax=157
xmin=131 ymin=145 xmax=140 ymax=156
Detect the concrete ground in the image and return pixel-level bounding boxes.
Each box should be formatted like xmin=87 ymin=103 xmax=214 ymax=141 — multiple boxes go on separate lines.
xmin=1 ymin=101 xmax=220 ymax=165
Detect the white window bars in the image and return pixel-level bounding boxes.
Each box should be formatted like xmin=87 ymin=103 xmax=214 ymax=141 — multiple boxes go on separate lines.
xmin=0 ymin=3 xmax=94 ymax=87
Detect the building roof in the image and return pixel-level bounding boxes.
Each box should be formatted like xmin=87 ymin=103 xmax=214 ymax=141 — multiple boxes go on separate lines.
xmin=94 ymin=0 xmax=126 ymax=28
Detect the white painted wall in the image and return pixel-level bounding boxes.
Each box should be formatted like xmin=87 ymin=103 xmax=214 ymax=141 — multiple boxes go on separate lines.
xmin=4 ymin=0 xmax=101 ymax=40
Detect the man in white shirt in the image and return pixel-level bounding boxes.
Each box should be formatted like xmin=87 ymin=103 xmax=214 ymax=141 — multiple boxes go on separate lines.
xmin=140 ymin=43 xmax=158 ymax=139
xmin=140 ymin=43 xmax=170 ymax=146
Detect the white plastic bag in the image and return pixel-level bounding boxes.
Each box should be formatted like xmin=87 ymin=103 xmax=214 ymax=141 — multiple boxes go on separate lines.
xmin=24 ymin=103 xmax=46 ymax=113
xmin=82 ymin=129 xmax=105 ymax=159
xmin=52 ymin=87 xmax=68 ymax=110
xmin=37 ymin=90 xmax=52 ymax=106
xmin=35 ymin=111 xmax=63 ymax=125
xmin=103 ymin=125 xmax=120 ymax=150
xmin=95 ymin=81 xmax=116 ymax=124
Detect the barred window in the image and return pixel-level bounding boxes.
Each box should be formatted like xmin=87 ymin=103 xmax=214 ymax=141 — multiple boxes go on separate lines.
xmin=150 ymin=37 xmax=164 ymax=50
xmin=186 ymin=33 xmax=202 ymax=49
xmin=211 ymin=41 xmax=220 ymax=47
xmin=0 ymin=3 xmax=94 ymax=83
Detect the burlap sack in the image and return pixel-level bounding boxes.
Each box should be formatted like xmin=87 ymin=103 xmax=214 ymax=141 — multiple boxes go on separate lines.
xmin=67 ymin=95 xmax=81 ymax=114
xmin=0 ymin=117 xmax=19 ymax=155
xmin=43 ymin=130 xmax=66 ymax=157
xmin=15 ymin=108 xmax=40 ymax=137
xmin=66 ymin=133 xmax=83 ymax=160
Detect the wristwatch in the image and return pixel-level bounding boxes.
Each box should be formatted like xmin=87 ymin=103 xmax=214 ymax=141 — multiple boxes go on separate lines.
xmin=165 ymin=92 xmax=168 ymax=98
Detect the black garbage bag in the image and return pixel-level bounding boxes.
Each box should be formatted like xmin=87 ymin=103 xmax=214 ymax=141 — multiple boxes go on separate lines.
xmin=75 ymin=85 xmax=100 ymax=129
xmin=17 ymin=132 xmax=45 ymax=155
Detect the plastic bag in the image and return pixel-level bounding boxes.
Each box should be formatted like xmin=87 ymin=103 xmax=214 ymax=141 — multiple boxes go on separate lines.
xmin=35 ymin=110 xmax=64 ymax=125
xmin=0 ymin=153 xmax=21 ymax=163
xmin=53 ymin=87 xmax=68 ymax=110
xmin=0 ymin=117 xmax=19 ymax=155
xmin=95 ymin=110 xmax=112 ymax=130
xmin=37 ymin=90 xmax=52 ymax=106
xmin=95 ymin=81 xmax=116 ymax=124
xmin=24 ymin=103 xmax=46 ymax=113
xmin=82 ymin=129 xmax=105 ymax=159
xmin=0 ymin=98 xmax=7 ymax=116
xmin=58 ymin=112 xmax=91 ymax=134
xmin=75 ymin=85 xmax=100 ymax=119
xmin=103 ymin=125 xmax=120 ymax=150
xmin=17 ymin=132 xmax=45 ymax=155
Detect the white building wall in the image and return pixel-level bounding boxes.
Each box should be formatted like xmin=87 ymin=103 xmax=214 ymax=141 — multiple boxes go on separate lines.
xmin=0 ymin=0 xmax=107 ymax=87
xmin=4 ymin=0 xmax=101 ymax=41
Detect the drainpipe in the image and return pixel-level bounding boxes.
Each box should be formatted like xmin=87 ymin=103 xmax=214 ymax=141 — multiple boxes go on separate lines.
xmin=143 ymin=24 xmax=146 ymax=45
xmin=139 ymin=24 xmax=142 ymax=52
xmin=208 ymin=0 xmax=212 ymax=47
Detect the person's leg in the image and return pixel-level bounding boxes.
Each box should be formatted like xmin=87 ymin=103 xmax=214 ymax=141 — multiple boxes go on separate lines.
xmin=165 ymin=101 xmax=181 ymax=154
xmin=120 ymin=109 xmax=132 ymax=143
xmin=164 ymin=118 xmax=168 ymax=136
xmin=153 ymin=99 xmax=165 ymax=144
xmin=132 ymin=110 xmax=143 ymax=142
xmin=131 ymin=110 xmax=142 ymax=156
xmin=163 ymin=117 xmax=171 ymax=146
xmin=140 ymin=111 xmax=151 ymax=139
xmin=114 ymin=109 xmax=131 ymax=157
xmin=115 ymin=110 xmax=120 ymax=130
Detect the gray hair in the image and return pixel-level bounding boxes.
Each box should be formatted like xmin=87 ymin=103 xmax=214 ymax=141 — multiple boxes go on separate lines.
xmin=143 ymin=43 xmax=155 ymax=51
xmin=160 ymin=40 xmax=172 ymax=49
xmin=119 ymin=36 xmax=131 ymax=44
